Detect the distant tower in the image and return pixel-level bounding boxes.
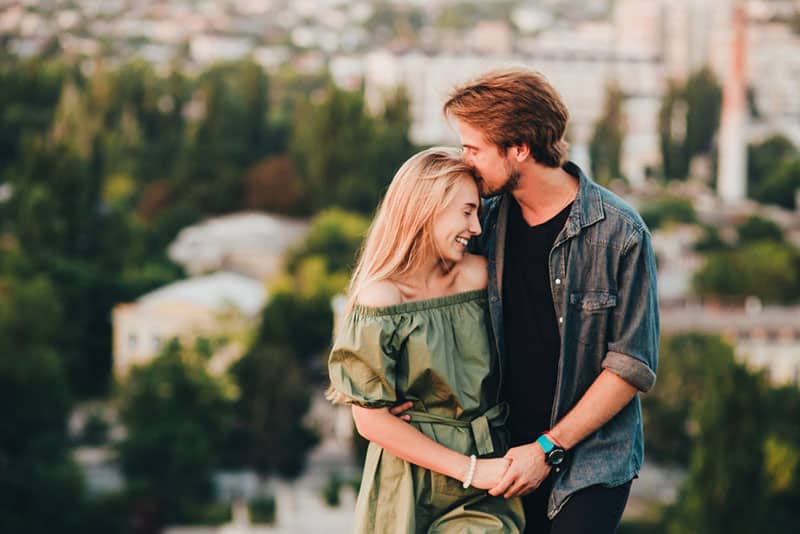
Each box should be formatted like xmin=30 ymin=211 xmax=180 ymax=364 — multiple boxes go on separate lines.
xmin=717 ymin=1 xmax=747 ymax=204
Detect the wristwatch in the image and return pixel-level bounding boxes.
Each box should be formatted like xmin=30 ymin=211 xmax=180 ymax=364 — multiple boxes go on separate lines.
xmin=536 ymin=433 xmax=567 ymax=468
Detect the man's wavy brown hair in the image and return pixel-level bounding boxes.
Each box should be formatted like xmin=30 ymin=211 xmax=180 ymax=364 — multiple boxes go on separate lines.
xmin=444 ymin=68 xmax=570 ymax=168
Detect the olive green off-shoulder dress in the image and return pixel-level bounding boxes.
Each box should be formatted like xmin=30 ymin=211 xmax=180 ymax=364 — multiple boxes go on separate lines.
xmin=328 ymin=289 xmax=525 ymax=533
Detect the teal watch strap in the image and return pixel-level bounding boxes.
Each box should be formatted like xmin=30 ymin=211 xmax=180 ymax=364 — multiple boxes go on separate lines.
xmin=536 ymin=433 xmax=555 ymax=454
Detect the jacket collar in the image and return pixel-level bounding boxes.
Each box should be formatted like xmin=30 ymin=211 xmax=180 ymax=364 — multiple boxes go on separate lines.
xmin=560 ymin=161 xmax=605 ymax=242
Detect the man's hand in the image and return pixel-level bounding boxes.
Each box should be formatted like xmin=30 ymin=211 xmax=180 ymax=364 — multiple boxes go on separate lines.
xmin=389 ymin=400 xmax=414 ymax=422
xmin=489 ymin=443 xmax=551 ymax=498
xmin=471 ymin=457 xmax=513 ymax=490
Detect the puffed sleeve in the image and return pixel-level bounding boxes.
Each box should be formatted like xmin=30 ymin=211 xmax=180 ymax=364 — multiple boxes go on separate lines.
xmin=328 ymin=310 xmax=403 ymax=408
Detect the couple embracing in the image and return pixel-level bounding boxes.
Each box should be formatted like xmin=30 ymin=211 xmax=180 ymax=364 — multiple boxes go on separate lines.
xmin=328 ymin=68 xmax=659 ymax=534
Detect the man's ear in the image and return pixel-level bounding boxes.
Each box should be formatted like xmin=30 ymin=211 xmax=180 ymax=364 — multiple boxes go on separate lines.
xmin=511 ymin=144 xmax=530 ymax=163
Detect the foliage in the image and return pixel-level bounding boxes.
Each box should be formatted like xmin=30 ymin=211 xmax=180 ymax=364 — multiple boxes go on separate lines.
xmin=642 ymin=334 xmax=738 ymax=466
xmin=662 ymin=347 xmax=769 ymax=534
xmin=692 ymin=223 xmax=729 ymax=253
xmin=255 ymin=209 xmax=368 ymax=361
xmin=644 ymin=333 xmax=800 ymax=534
xmin=79 ymin=409 xmax=111 ymax=446
xmin=658 ymin=69 xmax=722 ymax=180
xmin=225 ymin=345 xmax=319 ymax=478
xmin=290 ymin=86 xmax=415 ymax=213
xmin=5 ymin=138 xmax=180 ymax=397
xmin=752 ymin=156 xmax=800 ymax=211
xmin=747 ymin=135 xmax=796 ymax=193
xmin=589 ymin=84 xmax=626 ymax=185
xmin=248 ymin=496 xmax=276 ymax=524
xmin=639 ymin=196 xmax=697 ymax=230
xmin=692 ymin=240 xmax=800 ymax=304
xmin=636 ymin=333 xmax=800 ymax=532
xmin=323 ymin=471 xmax=343 ymax=507
xmin=241 ymin=155 xmax=310 ymax=216
xmin=737 ymin=215 xmax=784 ymax=244
xmin=286 ymin=208 xmax=370 ymax=274
xmin=116 ymin=340 xmax=235 ymax=526
xmin=0 ymin=270 xmax=85 ymax=534
xmin=255 ymin=283 xmax=337 ymax=362
xmin=0 ymin=57 xmax=72 ymax=175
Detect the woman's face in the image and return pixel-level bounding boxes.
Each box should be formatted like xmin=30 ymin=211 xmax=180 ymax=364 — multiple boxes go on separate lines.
xmin=432 ymin=175 xmax=482 ymax=265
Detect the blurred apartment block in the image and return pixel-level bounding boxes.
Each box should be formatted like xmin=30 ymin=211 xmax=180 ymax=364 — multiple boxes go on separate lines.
xmin=112 ymin=213 xmax=309 ymax=379
xmin=364 ymin=0 xmax=800 ymax=189
xmin=662 ymin=302 xmax=800 ymax=384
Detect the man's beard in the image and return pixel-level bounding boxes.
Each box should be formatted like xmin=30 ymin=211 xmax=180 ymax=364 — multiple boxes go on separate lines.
xmin=478 ymin=164 xmax=521 ymax=198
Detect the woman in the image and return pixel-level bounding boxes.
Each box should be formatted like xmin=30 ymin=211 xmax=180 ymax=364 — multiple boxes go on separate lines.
xmin=328 ymin=147 xmax=525 ymax=533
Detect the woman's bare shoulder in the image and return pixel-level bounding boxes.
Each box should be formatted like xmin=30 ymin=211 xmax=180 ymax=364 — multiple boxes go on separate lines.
xmin=456 ymin=254 xmax=488 ymax=291
xmin=356 ymin=280 xmax=403 ymax=308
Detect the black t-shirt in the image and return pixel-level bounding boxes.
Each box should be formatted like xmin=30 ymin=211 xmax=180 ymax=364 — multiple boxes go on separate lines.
xmin=502 ymin=197 xmax=572 ymax=447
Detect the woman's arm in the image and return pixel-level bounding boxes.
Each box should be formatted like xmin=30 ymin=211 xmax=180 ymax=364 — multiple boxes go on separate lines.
xmin=352 ymin=405 xmax=509 ymax=489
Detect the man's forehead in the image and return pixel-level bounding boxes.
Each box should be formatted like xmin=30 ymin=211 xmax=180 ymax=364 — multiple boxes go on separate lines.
xmin=455 ymin=121 xmax=485 ymax=145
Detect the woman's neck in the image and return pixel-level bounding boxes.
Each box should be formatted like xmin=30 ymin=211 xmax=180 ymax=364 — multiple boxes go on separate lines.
xmin=393 ymin=256 xmax=458 ymax=301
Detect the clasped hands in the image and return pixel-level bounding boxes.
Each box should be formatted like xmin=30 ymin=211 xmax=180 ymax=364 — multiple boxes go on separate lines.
xmin=389 ymin=401 xmax=550 ymax=498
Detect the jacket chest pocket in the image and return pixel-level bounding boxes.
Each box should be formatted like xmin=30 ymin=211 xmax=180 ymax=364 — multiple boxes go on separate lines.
xmin=569 ymin=291 xmax=617 ymax=346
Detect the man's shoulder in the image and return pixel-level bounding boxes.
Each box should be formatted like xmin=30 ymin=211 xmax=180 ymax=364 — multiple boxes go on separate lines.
xmin=593 ymin=183 xmax=649 ymax=236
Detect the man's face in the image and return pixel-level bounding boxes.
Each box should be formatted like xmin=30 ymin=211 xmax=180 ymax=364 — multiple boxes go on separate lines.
xmin=456 ymin=120 xmax=521 ymax=198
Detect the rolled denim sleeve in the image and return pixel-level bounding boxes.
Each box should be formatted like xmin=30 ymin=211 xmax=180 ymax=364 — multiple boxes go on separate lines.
xmin=604 ymin=227 xmax=659 ymax=392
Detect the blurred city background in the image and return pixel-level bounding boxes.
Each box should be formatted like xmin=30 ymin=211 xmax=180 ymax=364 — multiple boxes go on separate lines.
xmin=1 ymin=0 xmax=800 ymax=532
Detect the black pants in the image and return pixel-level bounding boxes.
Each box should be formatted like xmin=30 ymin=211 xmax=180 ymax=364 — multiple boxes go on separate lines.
xmin=521 ymin=476 xmax=632 ymax=534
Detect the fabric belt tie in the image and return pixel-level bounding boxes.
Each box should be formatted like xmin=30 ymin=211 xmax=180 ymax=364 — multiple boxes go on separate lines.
xmin=404 ymin=402 xmax=509 ymax=456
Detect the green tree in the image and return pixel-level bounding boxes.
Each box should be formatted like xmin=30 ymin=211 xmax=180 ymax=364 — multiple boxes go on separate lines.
xmin=0 ymin=268 xmax=85 ymax=534
xmin=589 ymin=84 xmax=626 ymax=185
xmin=737 ymin=215 xmax=784 ymax=244
xmin=286 ymin=208 xmax=369 ymax=274
xmin=116 ymin=340 xmax=235 ymax=526
xmin=658 ymin=82 xmax=687 ymax=179
xmin=683 ymin=69 xmax=722 ymax=165
xmin=747 ymin=135 xmax=796 ymax=194
xmin=639 ymin=195 xmax=697 ymax=230
xmin=752 ymin=157 xmax=800 ymax=210
xmin=257 ymin=209 xmax=368 ymax=361
xmin=225 ymin=345 xmax=319 ymax=478
xmin=643 ymin=334 xmax=737 ymax=466
xmin=0 ymin=58 xmax=71 ymax=175
xmin=658 ymin=69 xmax=722 ymax=180
xmin=760 ymin=385 xmax=800 ymax=531
xmin=693 ymin=241 xmax=800 ymax=304
xmin=663 ymin=343 xmax=769 ymax=534
xmin=290 ymin=86 xmax=415 ymax=213
xmin=693 ymin=223 xmax=730 ymax=253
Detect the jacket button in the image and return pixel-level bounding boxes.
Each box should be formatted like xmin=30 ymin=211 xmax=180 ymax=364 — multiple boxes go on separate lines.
xmin=555 ymin=278 xmax=561 ymax=285
xmin=558 ymin=316 xmax=564 ymax=324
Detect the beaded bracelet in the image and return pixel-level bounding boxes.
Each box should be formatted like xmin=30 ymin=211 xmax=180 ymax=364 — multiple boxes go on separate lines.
xmin=462 ymin=454 xmax=477 ymax=489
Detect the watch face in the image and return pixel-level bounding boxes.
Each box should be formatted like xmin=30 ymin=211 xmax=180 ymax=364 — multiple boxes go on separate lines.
xmin=547 ymin=448 xmax=566 ymax=466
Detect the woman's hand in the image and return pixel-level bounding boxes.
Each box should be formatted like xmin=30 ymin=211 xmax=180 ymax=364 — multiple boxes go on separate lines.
xmin=470 ymin=457 xmax=513 ymax=490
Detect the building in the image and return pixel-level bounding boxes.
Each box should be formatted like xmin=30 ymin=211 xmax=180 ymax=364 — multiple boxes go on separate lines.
xmin=661 ymin=303 xmax=800 ymax=385
xmin=167 ymin=212 xmax=310 ymax=281
xmin=112 ymin=271 xmax=267 ymax=378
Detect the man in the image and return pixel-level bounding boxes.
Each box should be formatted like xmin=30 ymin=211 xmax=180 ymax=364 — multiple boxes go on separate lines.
xmin=444 ymin=68 xmax=659 ymax=532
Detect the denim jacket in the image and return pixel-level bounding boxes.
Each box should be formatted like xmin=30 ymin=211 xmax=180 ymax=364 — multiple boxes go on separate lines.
xmin=471 ymin=162 xmax=660 ymax=518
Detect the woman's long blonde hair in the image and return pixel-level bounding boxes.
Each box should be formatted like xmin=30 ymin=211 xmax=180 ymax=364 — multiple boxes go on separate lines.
xmin=344 ymin=146 xmax=477 ymax=317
